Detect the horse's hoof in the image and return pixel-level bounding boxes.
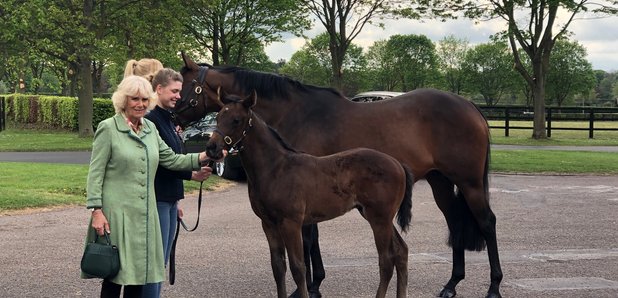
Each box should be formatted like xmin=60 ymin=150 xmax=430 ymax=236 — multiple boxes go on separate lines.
xmin=438 ymin=287 xmax=456 ymax=298
xmin=485 ymin=292 xmax=502 ymax=298
xmin=309 ymin=290 xmax=322 ymax=298
xmin=288 ymin=290 xmax=300 ymax=298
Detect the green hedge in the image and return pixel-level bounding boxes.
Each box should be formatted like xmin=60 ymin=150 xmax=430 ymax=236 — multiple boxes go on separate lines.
xmin=3 ymin=94 xmax=114 ymax=131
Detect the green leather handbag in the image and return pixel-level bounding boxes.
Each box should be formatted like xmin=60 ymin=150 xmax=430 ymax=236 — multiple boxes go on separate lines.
xmin=80 ymin=231 xmax=120 ymax=279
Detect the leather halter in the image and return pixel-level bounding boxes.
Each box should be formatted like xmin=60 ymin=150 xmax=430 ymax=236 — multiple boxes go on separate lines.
xmin=172 ymin=66 xmax=209 ymax=127
xmin=213 ymin=110 xmax=253 ymax=151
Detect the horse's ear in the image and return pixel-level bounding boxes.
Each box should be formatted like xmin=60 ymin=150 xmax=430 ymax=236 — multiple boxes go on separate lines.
xmin=243 ymin=90 xmax=257 ymax=109
xmin=181 ymin=51 xmax=199 ymax=70
xmin=214 ymin=86 xmax=225 ymax=107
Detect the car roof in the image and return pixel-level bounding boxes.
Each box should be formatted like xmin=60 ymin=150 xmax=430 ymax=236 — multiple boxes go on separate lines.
xmin=351 ymin=91 xmax=405 ymax=98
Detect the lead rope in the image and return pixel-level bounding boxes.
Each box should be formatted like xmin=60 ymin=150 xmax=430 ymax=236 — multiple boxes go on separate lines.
xmin=169 ymin=160 xmax=209 ymax=285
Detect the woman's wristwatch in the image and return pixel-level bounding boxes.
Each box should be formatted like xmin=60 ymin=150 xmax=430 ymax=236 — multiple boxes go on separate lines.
xmin=89 ymin=207 xmax=102 ymax=213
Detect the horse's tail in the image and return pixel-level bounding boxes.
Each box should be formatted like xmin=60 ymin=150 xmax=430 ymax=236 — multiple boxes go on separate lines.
xmin=447 ymin=136 xmax=490 ymax=252
xmin=396 ymin=164 xmax=413 ymax=233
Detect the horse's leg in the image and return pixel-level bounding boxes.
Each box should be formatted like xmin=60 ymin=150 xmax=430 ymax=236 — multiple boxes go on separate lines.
xmin=425 ymin=171 xmax=465 ymax=298
xmin=280 ymin=220 xmax=309 ymax=298
xmin=459 ymin=185 xmax=503 ymax=298
xmin=368 ymin=219 xmax=397 ymax=298
xmin=291 ymin=224 xmax=323 ymax=298
xmin=307 ymin=224 xmax=325 ymax=297
xmin=392 ymin=226 xmax=409 ymax=298
xmin=261 ymin=221 xmax=288 ymax=298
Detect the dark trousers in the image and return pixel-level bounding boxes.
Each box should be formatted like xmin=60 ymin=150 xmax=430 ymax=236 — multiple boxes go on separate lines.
xmin=101 ymin=279 xmax=143 ymax=298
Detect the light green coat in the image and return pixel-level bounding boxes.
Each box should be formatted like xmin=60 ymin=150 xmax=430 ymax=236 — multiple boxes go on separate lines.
xmin=81 ymin=114 xmax=201 ymax=285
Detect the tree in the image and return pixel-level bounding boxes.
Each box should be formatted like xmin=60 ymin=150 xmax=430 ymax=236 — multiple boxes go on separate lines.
xmin=613 ymin=77 xmax=618 ymax=106
xmin=183 ymin=0 xmax=310 ymax=66
xmin=595 ymin=71 xmax=618 ymax=104
xmin=300 ymin=0 xmax=415 ymax=90
xmin=384 ymin=34 xmax=439 ymax=91
xmin=365 ymin=40 xmax=399 ymax=90
xmin=436 ymin=35 xmax=469 ymax=94
xmin=1 ymin=0 xmax=190 ymax=136
xmin=280 ymin=32 xmax=367 ymax=94
xmin=545 ymin=38 xmax=596 ymax=107
xmin=432 ymin=0 xmax=618 ymax=138
xmin=461 ymin=41 xmax=519 ymax=106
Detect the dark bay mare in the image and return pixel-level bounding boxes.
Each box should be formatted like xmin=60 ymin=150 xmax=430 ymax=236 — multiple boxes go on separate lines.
xmin=205 ymin=91 xmax=413 ymax=298
xmin=175 ymin=53 xmax=502 ymax=298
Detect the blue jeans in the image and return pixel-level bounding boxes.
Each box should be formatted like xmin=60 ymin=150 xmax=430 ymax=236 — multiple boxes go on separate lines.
xmin=143 ymin=201 xmax=178 ymax=298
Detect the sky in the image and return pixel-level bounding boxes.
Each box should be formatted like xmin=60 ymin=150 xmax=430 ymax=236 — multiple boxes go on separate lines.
xmin=265 ymin=15 xmax=618 ymax=72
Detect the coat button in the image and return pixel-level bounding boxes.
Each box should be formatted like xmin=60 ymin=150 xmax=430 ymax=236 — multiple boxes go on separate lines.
xmin=141 ymin=157 xmax=145 ymax=161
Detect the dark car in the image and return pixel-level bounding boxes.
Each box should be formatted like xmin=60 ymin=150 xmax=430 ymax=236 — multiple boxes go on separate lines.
xmin=350 ymin=91 xmax=404 ymax=102
xmin=182 ymin=114 xmax=246 ymax=181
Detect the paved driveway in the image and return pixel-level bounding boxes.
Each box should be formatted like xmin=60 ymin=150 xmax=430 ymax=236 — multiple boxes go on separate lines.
xmin=1 ymin=174 xmax=617 ymax=297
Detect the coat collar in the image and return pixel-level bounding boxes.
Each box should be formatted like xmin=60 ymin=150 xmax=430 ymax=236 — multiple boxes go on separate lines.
xmin=112 ymin=114 xmax=152 ymax=137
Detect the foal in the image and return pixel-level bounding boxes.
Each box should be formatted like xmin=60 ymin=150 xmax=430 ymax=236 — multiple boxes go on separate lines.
xmin=205 ymin=91 xmax=413 ymax=298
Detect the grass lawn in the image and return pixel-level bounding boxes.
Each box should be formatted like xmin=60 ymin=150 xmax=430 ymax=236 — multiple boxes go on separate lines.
xmin=489 ymin=120 xmax=618 ymax=145
xmin=490 ymin=150 xmax=618 ymax=174
xmin=0 ymin=161 xmax=226 ymax=214
xmin=0 ymin=128 xmax=93 ymax=151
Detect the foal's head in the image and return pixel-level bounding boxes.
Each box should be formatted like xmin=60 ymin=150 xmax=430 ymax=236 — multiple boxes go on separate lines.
xmin=205 ymin=90 xmax=257 ymax=161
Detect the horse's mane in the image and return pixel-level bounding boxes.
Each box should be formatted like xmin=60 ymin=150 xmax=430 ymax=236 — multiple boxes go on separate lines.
xmin=181 ymin=63 xmax=343 ymax=99
xmin=267 ymin=125 xmax=299 ymax=153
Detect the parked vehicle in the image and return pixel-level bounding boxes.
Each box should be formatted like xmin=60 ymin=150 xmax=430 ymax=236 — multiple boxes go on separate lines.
xmin=350 ymin=91 xmax=404 ymax=102
xmin=182 ymin=114 xmax=245 ymax=181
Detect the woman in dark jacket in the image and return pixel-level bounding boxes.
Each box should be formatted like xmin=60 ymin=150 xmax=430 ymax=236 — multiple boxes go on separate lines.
xmin=143 ymin=68 xmax=212 ymax=297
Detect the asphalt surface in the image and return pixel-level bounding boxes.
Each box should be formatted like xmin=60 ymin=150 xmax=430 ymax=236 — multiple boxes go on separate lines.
xmin=1 ymin=150 xmax=617 ymax=297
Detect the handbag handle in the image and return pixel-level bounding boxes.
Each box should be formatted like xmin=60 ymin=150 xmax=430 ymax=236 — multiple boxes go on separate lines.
xmin=93 ymin=230 xmax=112 ymax=245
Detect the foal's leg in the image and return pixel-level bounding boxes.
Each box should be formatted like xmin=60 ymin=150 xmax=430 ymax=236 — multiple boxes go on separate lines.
xmin=280 ymin=220 xmax=309 ymax=298
xmin=368 ymin=220 xmax=397 ymax=298
xmin=262 ymin=221 xmax=288 ymax=298
xmin=426 ymin=171 xmax=465 ymax=298
xmin=392 ymin=226 xmax=409 ymax=298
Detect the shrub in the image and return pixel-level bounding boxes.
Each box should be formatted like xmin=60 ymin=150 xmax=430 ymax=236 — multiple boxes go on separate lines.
xmin=4 ymin=94 xmax=114 ymax=131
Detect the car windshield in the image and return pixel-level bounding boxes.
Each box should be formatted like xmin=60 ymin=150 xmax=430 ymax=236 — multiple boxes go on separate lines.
xmin=350 ymin=91 xmax=404 ymax=102
xmin=181 ymin=113 xmax=217 ymax=141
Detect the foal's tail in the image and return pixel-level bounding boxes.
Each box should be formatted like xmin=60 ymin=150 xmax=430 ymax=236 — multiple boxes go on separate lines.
xmin=396 ymin=164 xmax=413 ymax=233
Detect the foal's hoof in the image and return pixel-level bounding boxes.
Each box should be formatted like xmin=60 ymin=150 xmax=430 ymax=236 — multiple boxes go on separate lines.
xmin=485 ymin=292 xmax=502 ymax=298
xmin=438 ymin=287 xmax=456 ymax=298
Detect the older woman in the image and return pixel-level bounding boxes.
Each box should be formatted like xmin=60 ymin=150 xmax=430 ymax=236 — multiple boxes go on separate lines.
xmin=81 ymin=75 xmax=210 ymax=297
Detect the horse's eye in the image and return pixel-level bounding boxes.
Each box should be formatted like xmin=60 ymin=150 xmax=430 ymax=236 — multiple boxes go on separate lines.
xmin=233 ymin=118 xmax=241 ymax=126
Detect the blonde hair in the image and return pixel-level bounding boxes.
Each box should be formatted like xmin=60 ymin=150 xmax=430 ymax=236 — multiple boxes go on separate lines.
xmin=123 ymin=58 xmax=164 ymax=82
xmin=111 ymin=75 xmax=157 ymax=114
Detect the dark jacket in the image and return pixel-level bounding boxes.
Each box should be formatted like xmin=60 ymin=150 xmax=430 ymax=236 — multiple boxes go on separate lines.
xmin=145 ymin=106 xmax=192 ymax=203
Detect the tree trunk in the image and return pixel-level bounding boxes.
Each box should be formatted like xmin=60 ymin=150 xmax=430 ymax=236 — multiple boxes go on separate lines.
xmin=531 ymin=76 xmax=547 ymax=139
xmin=77 ymin=58 xmax=94 ymax=137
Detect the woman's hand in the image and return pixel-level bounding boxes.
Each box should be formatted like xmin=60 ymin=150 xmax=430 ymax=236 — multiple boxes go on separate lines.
xmin=191 ymin=166 xmax=212 ymax=182
xmin=91 ymin=209 xmax=110 ymax=236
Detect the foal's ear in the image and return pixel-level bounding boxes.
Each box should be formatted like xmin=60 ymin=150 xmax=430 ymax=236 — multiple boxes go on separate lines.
xmin=243 ymin=90 xmax=257 ymax=109
xmin=214 ymin=86 xmax=225 ymax=107
xmin=181 ymin=51 xmax=199 ymax=70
